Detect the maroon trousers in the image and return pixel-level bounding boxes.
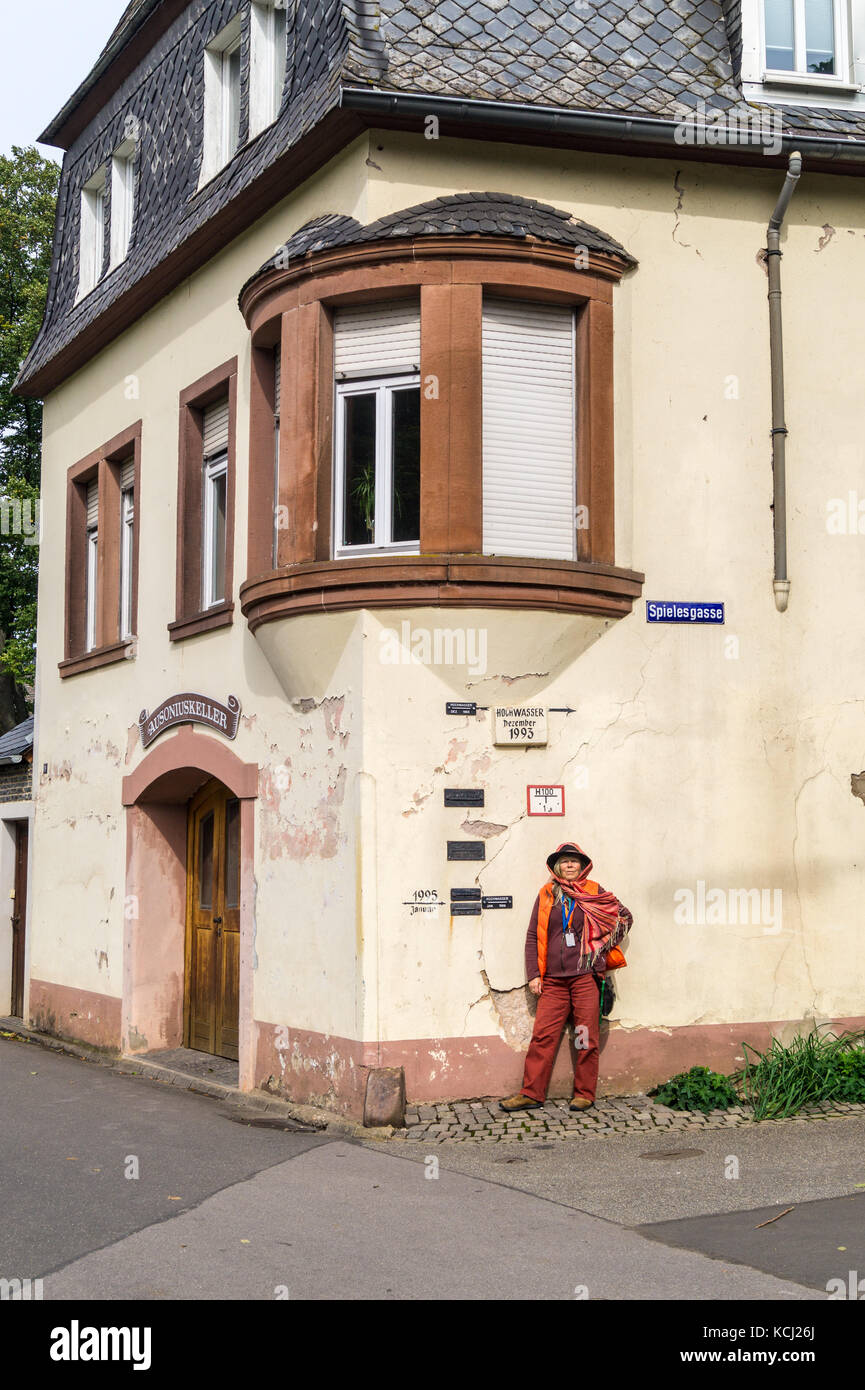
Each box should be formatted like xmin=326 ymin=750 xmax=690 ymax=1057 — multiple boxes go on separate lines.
xmin=521 ymin=974 xmax=601 ymax=1102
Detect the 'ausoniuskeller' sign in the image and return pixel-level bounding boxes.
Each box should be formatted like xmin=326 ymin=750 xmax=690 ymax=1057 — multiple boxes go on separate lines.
xmin=138 ymin=693 xmax=241 ymax=748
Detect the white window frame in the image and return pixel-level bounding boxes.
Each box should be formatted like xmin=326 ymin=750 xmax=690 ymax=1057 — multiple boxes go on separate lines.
xmin=741 ymin=0 xmax=865 ymax=104
xmin=120 ymin=485 xmax=134 ymax=639
xmin=333 ymin=374 xmax=421 ymax=559
xmin=85 ymin=525 xmax=98 ymax=651
xmin=109 ymin=139 xmax=136 ymax=269
xmin=202 ymin=450 xmax=228 ymax=608
xmin=77 ymin=168 xmax=107 ymax=300
xmin=201 ymin=16 xmax=243 ymax=185
xmin=249 ymin=0 xmax=288 ymax=138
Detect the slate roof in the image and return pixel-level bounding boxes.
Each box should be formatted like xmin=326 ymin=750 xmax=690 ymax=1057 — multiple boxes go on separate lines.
xmin=0 ymin=717 xmax=34 ymax=763
xmin=17 ymin=0 xmax=865 ymax=394
xmin=240 ymin=191 xmax=636 ymax=298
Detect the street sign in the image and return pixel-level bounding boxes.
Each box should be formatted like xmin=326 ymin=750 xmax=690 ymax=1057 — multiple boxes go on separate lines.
xmin=493 ymin=705 xmax=548 ymax=746
xmin=645 ymin=601 xmax=724 ymax=624
xmin=527 ymin=784 xmax=565 ymax=816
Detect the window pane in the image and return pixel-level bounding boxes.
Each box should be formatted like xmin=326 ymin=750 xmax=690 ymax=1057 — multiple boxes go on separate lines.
xmin=274 ymin=4 xmax=287 ymax=113
xmin=227 ymin=45 xmax=241 ymax=155
xmin=211 ymin=471 xmax=226 ymax=602
xmin=224 ymin=799 xmax=240 ymax=908
xmin=390 ymin=387 xmax=420 ymax=543
xmin=120 ymin=492 xmax=133 ymax=638
xmin=343 ymin=393 xmax=376 ymax=545
xmin=198 ymin=811 xmax=214 ymax=909
xmin=765 ymin=0 xmax=795 ymax=68
xmin=805 ymin=0 xmax=835 ymax=71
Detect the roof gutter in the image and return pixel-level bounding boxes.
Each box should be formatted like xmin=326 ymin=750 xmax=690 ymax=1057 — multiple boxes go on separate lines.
xmin=340 ymin=88 xmax=865 ymax=171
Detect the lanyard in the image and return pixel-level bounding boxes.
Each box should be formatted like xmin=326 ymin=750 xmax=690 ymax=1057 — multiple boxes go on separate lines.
xmin=562 ymin=896 xmax=577 ymax=938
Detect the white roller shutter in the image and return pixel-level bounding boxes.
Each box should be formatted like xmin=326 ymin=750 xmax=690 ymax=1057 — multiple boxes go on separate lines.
xmin=333 ymin=300 xmax=420 ymax=377
xmin=86 ymin=479 xmax=99 ymax=528
xmin=202 ymin=397 xmax=230 ymax=456
xmin=120 ymin=456 xmax=135 ymax=491
xmin=482 ymin=297 xmax=576 ymax=560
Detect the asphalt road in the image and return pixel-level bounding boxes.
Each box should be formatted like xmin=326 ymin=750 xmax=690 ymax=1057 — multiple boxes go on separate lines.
xmin=1 ymin=1035 xmax=860 ymax=1301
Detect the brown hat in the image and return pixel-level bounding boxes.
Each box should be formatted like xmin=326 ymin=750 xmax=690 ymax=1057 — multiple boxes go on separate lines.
xmin=546 ymin=842 xmax=591 ymax=876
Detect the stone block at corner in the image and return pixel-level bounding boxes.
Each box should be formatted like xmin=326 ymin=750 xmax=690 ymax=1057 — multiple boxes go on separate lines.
xmin=363 ymin=1066 xmax=406 ymax=1129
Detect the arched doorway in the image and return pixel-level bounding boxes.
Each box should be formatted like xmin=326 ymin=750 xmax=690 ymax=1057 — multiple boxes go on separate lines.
xmin=121 ymin=727 xmax=258 ymax=1088
xmin=186 ymin=778 xmax=240 ymax=1059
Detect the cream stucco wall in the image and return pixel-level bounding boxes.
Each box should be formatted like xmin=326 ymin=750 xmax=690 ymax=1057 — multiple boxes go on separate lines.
xmin=29 ymin=128 xmax=865 ymax=1093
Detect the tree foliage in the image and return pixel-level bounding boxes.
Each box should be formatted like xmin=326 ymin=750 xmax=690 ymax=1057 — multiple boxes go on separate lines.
xmin=0 ymin=145 xmax=59 ymax=716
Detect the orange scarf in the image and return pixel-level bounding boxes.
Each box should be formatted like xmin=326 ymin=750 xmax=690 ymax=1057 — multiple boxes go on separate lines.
xmin=536 ymin=874 xmax=629 ymax=976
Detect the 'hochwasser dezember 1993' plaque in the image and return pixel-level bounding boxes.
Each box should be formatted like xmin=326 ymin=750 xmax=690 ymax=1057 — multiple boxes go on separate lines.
xmin=493 ymin=705 xmax=548 ymax=745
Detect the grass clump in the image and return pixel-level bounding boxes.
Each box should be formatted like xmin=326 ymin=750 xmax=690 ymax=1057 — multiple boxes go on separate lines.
xmin=648 ymin=1065 xmax=740 ymax=1113
xmin=738 ymin=1030 xmax=865 ymax=1120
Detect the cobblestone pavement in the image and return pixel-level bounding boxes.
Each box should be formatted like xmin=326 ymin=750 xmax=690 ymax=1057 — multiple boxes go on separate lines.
xmin=394 ymin=1095 xmax=865 ymax=1142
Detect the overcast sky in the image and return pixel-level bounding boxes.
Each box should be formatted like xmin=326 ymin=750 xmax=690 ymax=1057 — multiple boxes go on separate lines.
xmin=0 ymin=0 xmax=125 ymax=160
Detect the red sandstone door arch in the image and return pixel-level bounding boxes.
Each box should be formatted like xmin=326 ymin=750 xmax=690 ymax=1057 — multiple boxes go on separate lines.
xmin=185 ymin=778 xmax=240 ymax=1059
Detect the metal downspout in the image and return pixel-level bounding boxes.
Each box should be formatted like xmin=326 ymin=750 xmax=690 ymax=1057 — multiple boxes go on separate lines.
xmin=766 ymin=152 xmax=802 ymax=612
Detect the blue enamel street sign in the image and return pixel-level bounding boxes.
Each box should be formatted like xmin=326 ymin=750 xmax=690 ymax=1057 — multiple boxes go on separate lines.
xmin=646 ymin=601 xmax=724 ymax=624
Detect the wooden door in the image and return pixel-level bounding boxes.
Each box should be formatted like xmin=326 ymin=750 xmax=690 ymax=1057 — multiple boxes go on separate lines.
xmin=185 ymin=780 xmax=240 ymax=1060
xmin=10 ymin=820 xmax=28 ymax=1018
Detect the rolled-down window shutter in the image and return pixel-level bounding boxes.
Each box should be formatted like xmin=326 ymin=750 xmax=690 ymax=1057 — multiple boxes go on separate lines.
xmin=482 ymin=297 xmax=576 ymax=561
xmin=202 ymin=397 xmax=230 ymax=456
xmin=120 ymin=456 xmax=135 ymax=491
xmin=86 ymin=479 xmax=99 ymax=528
xmin=333 ymin=300 xmax=420 ymax=376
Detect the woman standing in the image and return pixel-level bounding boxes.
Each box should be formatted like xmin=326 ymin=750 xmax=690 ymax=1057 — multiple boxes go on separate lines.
xmin=501 ymin=842 xmax=633 ymax=1113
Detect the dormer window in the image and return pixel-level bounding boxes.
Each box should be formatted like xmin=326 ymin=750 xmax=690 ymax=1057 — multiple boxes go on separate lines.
xmin=77 ymin=169 xmax=106 ymax=299
xmin=202 ymin=17 xmax=243 ymax=183
xmin=741 ymin=0 xmax=860 ymax=103
xmin=764 ymin=0 xmax=841 ymax=74
xmin=109 ymin=141 xmax=136 ymax=269
xmin=249 ymin=0 xmax=288 ymax=137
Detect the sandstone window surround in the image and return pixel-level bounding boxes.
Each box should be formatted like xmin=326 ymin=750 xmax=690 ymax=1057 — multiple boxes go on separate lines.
xmin=239 ymin=225 xmax=643 ymax=631
xmin=170 ymin=358 xmax=238 ymax=642
xmin=60 ymin=421 xmax=141 ymax=677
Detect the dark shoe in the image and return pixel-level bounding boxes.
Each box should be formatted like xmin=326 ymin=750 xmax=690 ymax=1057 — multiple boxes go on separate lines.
xmin=500 ymin=1093 xmax=542 ymax=1112
xmin=570 ymin=1097 xmax=594 ymax=1111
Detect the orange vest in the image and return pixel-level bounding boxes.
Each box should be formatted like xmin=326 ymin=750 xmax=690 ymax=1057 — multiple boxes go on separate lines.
xmin=536 ymin=879 xmax=599 ymax=979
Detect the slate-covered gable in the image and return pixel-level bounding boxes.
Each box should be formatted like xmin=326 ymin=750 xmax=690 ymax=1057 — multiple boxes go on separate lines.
xmin=17 ymin=0 xmax=865 ymax=395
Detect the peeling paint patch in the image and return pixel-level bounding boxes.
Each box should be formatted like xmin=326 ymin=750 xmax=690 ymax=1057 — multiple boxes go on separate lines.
xmin=481 ymin=970 xmax=535 ymax=1051
xmin=815 ymin=223 xmax=836 ymax=252
xmin=850 ymin=772 xmax=865 ymax=807
xmin=460 ymin=818 xmax=507 ymax=838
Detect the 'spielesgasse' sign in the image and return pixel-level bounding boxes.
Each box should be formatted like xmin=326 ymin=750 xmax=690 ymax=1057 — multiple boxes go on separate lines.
xmin=138 ymin=693 xmax=241 ymax=748
xmin=646 ymin=601 xmax=724 ymax=624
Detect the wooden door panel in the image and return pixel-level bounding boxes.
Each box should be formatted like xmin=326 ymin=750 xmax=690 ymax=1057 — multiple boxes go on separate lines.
xmin=186 ymin=782 xmax=239 ymax=1061
xmin=11 ymin=821 xmax=28 ymax=1018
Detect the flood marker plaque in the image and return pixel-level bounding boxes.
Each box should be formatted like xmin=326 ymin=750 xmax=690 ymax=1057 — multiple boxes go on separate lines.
xmin=447 ymin=841 xmax=486 ymax=861
xmin=493 ymin=706 xmax=548 ymax=746
xmin=444 ymin=788 xmax=485 ymax=807
xmin=527 ymin=784 xmax=565 ymax=816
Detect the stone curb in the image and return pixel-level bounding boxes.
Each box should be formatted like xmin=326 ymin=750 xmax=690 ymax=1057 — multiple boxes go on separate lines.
xmin=0 ymin=1021 xmax=393 ymax=1141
